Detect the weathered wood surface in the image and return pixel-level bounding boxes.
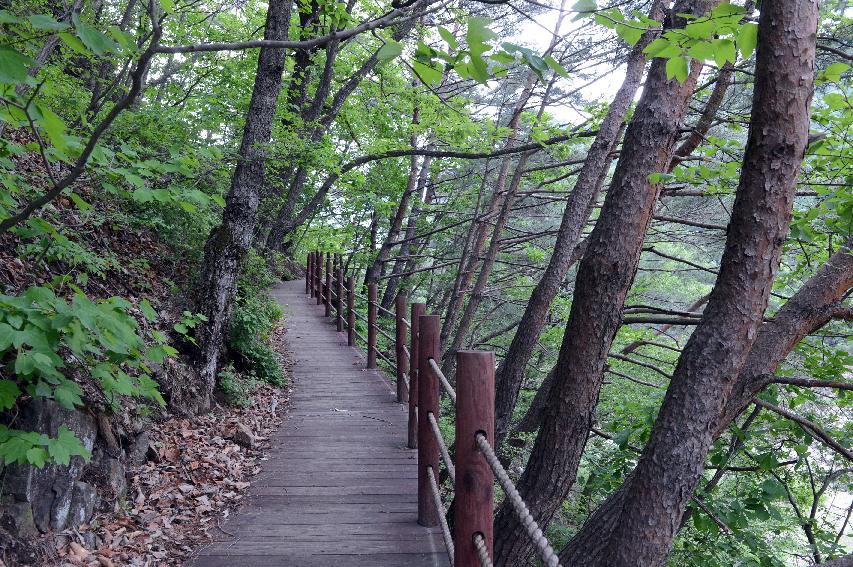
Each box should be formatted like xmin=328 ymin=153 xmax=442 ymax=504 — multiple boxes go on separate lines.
xmin=189 ymin=279 xmax=448 ymax=566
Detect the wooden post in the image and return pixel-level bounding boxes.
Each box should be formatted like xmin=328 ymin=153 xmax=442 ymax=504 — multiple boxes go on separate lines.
xmin=454 ymin=350 xmax=495 ymax=567
xmin=394 ymin=294 xmax=408 ymax=403
xmin=367 ymin=283 xmax=378 ymax=369
xmin=417 ymin=314 xmax=440 ymax=526
xmin=306 ymin=253 xmax=311 ymax=295
xmin=347 ymin=276 xmax=356 ymax=347
xmin=336 ymin=264 xmax=344 ymax=333
xmin=312 ymin=251 xmax=318 ymax=298
xmin=316 ymin=251 xmax=323 ymax=305
xmin=325 ymin=256 xmax=332 ymax=317
xmin=408 ymin=303 xmax=425 ymax=449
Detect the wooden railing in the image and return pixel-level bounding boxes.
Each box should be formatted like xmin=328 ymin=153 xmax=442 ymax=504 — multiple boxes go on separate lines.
xmin=305 ymin=251 xmax=561 ymax=567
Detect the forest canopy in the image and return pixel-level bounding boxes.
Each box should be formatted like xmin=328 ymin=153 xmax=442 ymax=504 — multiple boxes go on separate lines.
xmin=0 ymin=0 xmax=851 ymax=564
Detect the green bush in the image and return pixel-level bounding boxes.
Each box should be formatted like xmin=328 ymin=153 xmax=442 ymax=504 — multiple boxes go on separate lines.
xmin=226 ymin=255 xmax=285 ymax=386
xmin=217 ymin=364 xmax=259 ymax=407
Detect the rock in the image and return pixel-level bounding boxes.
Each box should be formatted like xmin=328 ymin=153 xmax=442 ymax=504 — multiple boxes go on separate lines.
xmin=128 ymin=431 xmax=150 ymax=465
xmin=68 ymin=482 xmax=98 ymax=529
xmin=0 ymin=500 xmax=37 ymax=537
xmin=1 ymin=398 xmax=97 ymax=533
xmin=233 ymin=423 xmax=255 ymax=448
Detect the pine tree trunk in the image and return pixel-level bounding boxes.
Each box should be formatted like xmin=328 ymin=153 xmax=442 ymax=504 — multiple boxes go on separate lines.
xmin=492 ymin=1 xmax=716 ymax=563
xmin=562 ymin=0 xmax=818 ymax=563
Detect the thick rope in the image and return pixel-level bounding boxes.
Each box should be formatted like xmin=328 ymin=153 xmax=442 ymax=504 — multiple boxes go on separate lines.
xmin=473 ymin=533 xmax=493 ymax=567
xmin=427 ymin=466 xmax=454 ymax=566
xmin=428 ymin=358 xmax=457 ymax=405
xmin=428 ymin=412 xmax=455 ymax=483
xmin=475 ymin=433 xmax=561 ymax=567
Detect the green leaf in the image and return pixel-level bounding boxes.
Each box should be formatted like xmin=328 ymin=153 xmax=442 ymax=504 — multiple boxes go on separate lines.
xmin=665 ymin=56 xmax=689 ymax=83
xmin=140 ymin=298 xmax=158 ymax=322
xmin=26 ymin=446 xmax=48 ymax=467
xmin=59 ymin=32 xmax=88 ymax=55
xmin=47 ymin=425 xmax=90 ymax=466
xmin=377 ymin=41 xmax=403 ymax=62
xmin=69 ymin=192 xmax=92 ymax=211
xmin=28 ymin=14 xmax=68 ymax=31
xmin=54 ymin=379 xmax=83 ymax=409
xmin=0 ymin=47 xmax=32 ymax=84
xmin=0 ymin=10 xmax=22 ymax=24
xmin=466 ymin=17 xmax=497 ymax=56
xmin=34 ymin=103 xmax=69 ymax=154
xmin=713 ymin=38 xmax=736 ymax=68
xmin=73 ymin=14 xmax=119 ymax=56
xmin=572 ymin=0 xmax=597 ymax=15
xmin=823 ymin=62 xmax=850 ymax=82
xmin=544 ymin=55 xmax=570 ymax=78
xmin=0 ymin=380 xmax=20 ymax=410
xmin=413 ymin=60 xmax=442 ymax=87
xmin=736 ymin=23 xmax=758 ymax=59
xmin=438 ymin=27 xmax=458 ymax=50
xmin=0 ymin=323 xmax=13 ymax=350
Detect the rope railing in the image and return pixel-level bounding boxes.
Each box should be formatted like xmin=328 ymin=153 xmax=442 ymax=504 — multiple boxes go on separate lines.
xmin=427 ymin=465 xmax=455 ymax=566
xmin=428 ymin=411 xmax=455 ymax=483
xmin=476 ymin=433 xmax=561 ymax=567
xmin=429 ymin=357 xmax=457 ymax=405
xmin=305 ymin=250 xmax=561 ymax=567
xmin=473 ymin=533 xmax=493 ymax=567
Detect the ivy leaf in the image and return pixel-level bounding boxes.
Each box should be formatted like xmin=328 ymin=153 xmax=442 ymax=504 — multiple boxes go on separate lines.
xmin=0 ymin=380 xmax=20 ymax=410
xmin=736 ymin=23 xmax=758 ymax=59
xmin=0 ymin=322 xmax=13 ymax=350
xmin=47 ymin=426 xmax=90 ymax=466
xmin=377 ymin=41 xmax=403 ymax=62
xmin=0 ymin=433 xmax=34 ymax=464
xmin=54 ymin=379 xmax=83 ymax=409
xmin=26 ymin=446 xmax=48 ymax=468
xmin=665 ymin=56 xmax=689 ymax=83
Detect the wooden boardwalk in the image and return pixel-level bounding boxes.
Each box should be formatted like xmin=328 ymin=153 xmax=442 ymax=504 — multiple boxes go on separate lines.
xmin=190 ymin=279 xmax=448 ymax=567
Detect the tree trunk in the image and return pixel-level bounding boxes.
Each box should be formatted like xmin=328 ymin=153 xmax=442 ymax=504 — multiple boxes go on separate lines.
xmin=492 ymin=7 xmax=662 ymax=449
xmin=380 ymin=152 xmax=434 ymax=310
xmin=191 ymin=0 xmax=292 ymax=411
xmin=491 ymin=1 xmax=716 ymax=564
xmin=563 ymin=0 xmax=818 ymax=563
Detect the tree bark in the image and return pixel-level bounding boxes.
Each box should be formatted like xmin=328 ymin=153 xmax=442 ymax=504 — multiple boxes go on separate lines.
xmin=492 ymin=6 xmax=663 ymax=450
xmin=562 ymin=0 xmax=818 ymax=564
xmin=491 ymin=1 xmax=717 ymax=564
xmin=192 ymin=0 xmax=292 ymax=410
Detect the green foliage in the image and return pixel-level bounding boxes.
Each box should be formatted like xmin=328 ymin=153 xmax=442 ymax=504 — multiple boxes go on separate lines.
xmin=0 ymin=285 xmax=167 ymax=467
xmin=217 ymin=364 xmax=259 ymax=407
xmin=226 ymin=253 xmax=285 ymax=386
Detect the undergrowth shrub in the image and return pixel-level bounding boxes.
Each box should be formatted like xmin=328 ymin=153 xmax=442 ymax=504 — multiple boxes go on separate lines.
xmin=217 ymin=364 xmax=259 ymax=407
xmin=225 ymin=250 xmax=285 ymax=388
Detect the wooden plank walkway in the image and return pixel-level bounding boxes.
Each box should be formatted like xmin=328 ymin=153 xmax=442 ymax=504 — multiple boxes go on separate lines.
xmin=189 ymin=279 xmax=448 ymax=567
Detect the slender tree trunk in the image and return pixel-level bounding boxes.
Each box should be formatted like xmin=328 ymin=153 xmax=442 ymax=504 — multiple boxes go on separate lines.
xmin=563 ymin=1 xmax=818 ymax=563
xmin=380 ymin=152 xmax=434 ymax=309
xmin=491 ymin=8 xmax=662 ymax=449
xmin=191 ymin=0 xmax=292 ymax=411
xmin=491 ymin=1 xmax=717 ymax=564
xmin=365 ymin=109 xmax=421 ymax=286
xmin=439 ymin=85 xmax=535 ymax=349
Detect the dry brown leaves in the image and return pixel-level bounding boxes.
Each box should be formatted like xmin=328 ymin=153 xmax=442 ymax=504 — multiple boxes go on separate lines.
xmin=51 ymin=331 xmax=293 ymax=566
